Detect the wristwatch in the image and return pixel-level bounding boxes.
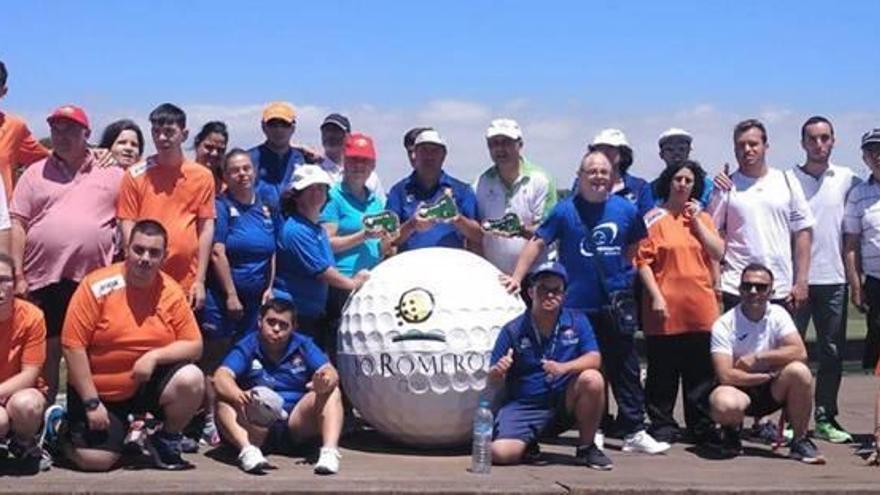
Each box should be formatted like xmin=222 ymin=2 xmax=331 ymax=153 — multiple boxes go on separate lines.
xmin=84 ymin=397 xmax=102 ymax=411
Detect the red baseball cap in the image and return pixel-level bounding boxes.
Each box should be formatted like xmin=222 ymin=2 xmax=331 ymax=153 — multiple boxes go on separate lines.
xmin=344 ymin=132 xmax=376 ymax=160
xmin=47 ymin=105 xmax=90 ymax=130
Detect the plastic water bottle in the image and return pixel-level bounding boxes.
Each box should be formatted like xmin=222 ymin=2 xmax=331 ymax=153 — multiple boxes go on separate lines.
xmin=470 ymin=400 xmax=493 ymax=474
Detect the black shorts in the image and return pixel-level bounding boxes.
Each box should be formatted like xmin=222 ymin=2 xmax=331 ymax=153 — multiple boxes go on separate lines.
xmin=66 ymin=362 xmax=189 ymax=452
xmin=30 ymin=279 xmax=79 ymax=338
xmin=740 ymin=382 xmax=784 ymax=418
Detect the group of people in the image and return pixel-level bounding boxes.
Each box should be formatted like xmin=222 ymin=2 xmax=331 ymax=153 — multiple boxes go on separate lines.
xmin=1 ymin=57 xmax=880 ymax=476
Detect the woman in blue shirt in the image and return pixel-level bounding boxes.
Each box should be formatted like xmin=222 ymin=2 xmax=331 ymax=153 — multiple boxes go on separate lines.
xmin=274 ymin=164 xmax=369 ymax=353
xmin=321 ymin=133 xmax=391 ymax=332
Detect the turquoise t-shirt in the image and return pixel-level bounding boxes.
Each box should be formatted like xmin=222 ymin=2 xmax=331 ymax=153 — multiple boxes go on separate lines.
xmin=320 ymin=182 xmax=385 ymax=277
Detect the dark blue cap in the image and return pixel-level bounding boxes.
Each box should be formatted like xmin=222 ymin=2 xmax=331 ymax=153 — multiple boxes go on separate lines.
xmin=529 ymin=261 xmax=568 ymax=285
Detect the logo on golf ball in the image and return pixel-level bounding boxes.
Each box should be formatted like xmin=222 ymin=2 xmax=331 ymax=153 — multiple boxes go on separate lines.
xmin=395 ymin=288 xmax=435 ymax=325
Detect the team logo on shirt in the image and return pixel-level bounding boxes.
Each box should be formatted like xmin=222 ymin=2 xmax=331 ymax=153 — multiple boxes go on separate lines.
xmin=519 ymin=336 xmax=532 ymax=350
xmin=251 ymin=359 xmax=263 ymax=371
xmin=89 ymin=274 xmax=126 ymax=298
xmin=229 ymin=206 xmax=240 ymax=217
xmin=560 ymin=327 xmax=579 ymax=346
xmin=579 ymin=222 xmax=620 ymax=257
xmin=289 ymin=354 xmax=306 ymax=374
xmin=390 ymin=287 xmax=446 ymax=343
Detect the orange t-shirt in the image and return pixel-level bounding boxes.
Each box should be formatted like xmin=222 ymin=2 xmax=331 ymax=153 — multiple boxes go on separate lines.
xmin=116 ymin=157 xmax=215 ymax=291
xmin=0 ymin=298 xmax=46 ymax=385
xmin=61 ymin=263 xmax=201 ymax=402
xmin=0 ymin=112 xmax=50 ymax=197
xmin=635 ymin=208 xmax=719 ymax=336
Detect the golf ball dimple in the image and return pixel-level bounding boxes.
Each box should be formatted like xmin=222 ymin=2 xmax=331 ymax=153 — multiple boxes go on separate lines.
xmin=338 ymin=248 xmax=525 ymax=446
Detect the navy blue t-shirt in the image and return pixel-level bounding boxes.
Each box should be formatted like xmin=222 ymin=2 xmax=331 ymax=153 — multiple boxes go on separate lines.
xmin=221 ymin=331 xmax=329 ymax=412
xmin=536 ymin=195 xmax=646 ymax=311
xmin=211 ymin=182 xmax=281 ymax=296
xmin=490 ymin=309 xmax=599 ymax=401
xmin=273 ymin=213 xmax=335 ymax=318
xmin=385 ymin=171 xmax=478 ymax=252
xmin=248 ymin=144 xmax=305 ymax=200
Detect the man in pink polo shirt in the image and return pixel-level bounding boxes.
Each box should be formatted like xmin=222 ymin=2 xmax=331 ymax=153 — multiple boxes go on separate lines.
xmin=10 ymin=105 xmax=125 ymax=403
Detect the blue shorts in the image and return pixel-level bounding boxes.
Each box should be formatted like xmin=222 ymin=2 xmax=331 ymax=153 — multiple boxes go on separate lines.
xmin=494 ymin=394 xmax=574 ymax=445
xmin=200 ymin=287 xmax=263 ymax=340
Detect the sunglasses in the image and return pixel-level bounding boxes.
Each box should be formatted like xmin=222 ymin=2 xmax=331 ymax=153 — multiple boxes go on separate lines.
xmin=740 ymin=282 xmax=771 ymax=293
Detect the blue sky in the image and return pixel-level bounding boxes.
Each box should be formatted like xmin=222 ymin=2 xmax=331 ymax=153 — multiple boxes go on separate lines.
xmin=2 ymin=1 xmax=878 ymax=182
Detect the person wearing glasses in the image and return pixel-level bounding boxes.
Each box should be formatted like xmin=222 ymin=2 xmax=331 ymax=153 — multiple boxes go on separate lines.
xmin=709 ymin=263 xmax=822 ymax=464
xmin=489 ymin=261 xmax=611 ymax=470
xmin=248 ymin=102 xmax=305 ymax=199
xmin=845 ymin=129 xmax=880 ymax=371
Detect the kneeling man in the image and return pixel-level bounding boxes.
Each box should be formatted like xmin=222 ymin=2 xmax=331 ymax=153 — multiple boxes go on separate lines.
xmin=213 ymin=298 xmax=343 ymax=475
xmin=709 ymin=263 xmax=824 ymax=464
xmin=490 ymin=262 xmax=611 ymax=470
xmin=0 ymin=253 xmax=49 ymax=472
xmin=61 ymin=220 xmax=205 ymax=471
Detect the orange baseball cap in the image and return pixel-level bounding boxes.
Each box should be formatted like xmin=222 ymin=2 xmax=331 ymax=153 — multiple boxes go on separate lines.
xmin=47 ymin=104 xmax=90 ymax=130
xmin=262 ymin=102 xmax=296 ymax=124
xmin=344 ymin=133 xmax=376 ymax=160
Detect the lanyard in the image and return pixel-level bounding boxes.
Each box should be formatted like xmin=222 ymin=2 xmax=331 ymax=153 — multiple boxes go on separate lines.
xmin=531 ymin=317 xmax=560 ymax=361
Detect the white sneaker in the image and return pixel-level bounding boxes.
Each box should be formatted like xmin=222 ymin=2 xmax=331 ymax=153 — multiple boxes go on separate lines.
xmin=622 ymin=430 xmax=671 ymax=455
xmin=238 ymin=445 xmax=270 ymax=473
xmin=594 ymin=431 xmax=605 ymax=451
xmin=314 ymin=446 xmax=341 ymax=475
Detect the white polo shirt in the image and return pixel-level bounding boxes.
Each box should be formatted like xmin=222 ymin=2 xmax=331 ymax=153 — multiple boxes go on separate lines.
xmin=707 ymin=167 xmax=815 ymax=298
xmin=790 ymin=164 xmax=860 ymax=285
xmin=320 ymin=157 xmax=386 ymax=203
xmin=710 ymin=303 xmax=798 ymax=372
xmin=474 ymin=159 xmax=556 ymax=274
xmin=844 ymin=177 xmax=880 ymax=280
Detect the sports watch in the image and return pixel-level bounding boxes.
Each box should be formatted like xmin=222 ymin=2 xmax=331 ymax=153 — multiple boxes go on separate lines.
xmin=84 ymin=397 xmax=102 ymax=411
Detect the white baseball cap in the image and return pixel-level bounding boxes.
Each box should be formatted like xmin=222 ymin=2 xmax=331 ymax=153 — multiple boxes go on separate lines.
xmin=590 ymin=128 xmax=630 ymax=148
xmin=288 ymin=164 xmax=333 ymax=191
xmin=413 ymin=129 xmax=447 ymax=148
xmin=486 ymin=118 xmax=523 ymax=140
xmin=658 ymin=128 xmax=693 ymax=147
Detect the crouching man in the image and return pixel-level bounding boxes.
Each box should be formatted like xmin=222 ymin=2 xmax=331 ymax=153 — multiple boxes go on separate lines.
xmin=61 ymin=220 xmax=205 ymax=471
xmin=490 ymin=262 xmax=611 ymax=470
xmin=213 ymin=298 xmax=344 ymax=475
xmin=0 ymin=253 xmax=50 ymax=473
xmin=709 ymin=263 xmax=824 ymax=464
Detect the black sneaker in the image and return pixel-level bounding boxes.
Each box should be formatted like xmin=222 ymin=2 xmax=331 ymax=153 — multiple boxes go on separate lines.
xmin=789 ymin=436 xmax=826 ymax=465
xmin=576 ymin=444 xmax=613 ymax=471
xmin=721 ymin=426 xmax=743 ymax=457
xmin=9 ymin=439 xmax=49 ymax=475
xmin=145 ymin=430 xmax=194 ymax=471
xmin=521 ymin=441 xmax=544 ymax=464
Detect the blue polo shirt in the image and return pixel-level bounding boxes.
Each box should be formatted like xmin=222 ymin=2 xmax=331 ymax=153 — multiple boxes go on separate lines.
xmin=490 ymin=309 xmax=599 ymax=401
xmin=650 ymin=174 xmax=714 ymax=208
xmin=536 ymin=195 xmax=646 ymax=311
xmin=248 ymin=143 xmax=305 ymax=199
xmin=320 ymin=182 xmax=385 ymax=277
xmin=274 ymin=213 xmax=335 ymax=318
xmin=211 ymin=183 xmax=281 ymax=295
xmin=385 ymin=171 xmax=478 ymax=252
xmin=221 ymin=331 xmax=329 ymax=412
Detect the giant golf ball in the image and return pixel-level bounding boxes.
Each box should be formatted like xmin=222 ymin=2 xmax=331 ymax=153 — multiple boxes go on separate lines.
xmin=338 ymin=247 xmax=525 ymax=447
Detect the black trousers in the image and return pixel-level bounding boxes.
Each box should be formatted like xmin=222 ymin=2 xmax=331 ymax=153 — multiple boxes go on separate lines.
xmin=644 ymin=333 xmax=715 ymax=441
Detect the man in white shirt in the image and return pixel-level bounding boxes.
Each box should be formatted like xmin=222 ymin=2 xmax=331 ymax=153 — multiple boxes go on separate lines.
xmin=844 ymin=129 xmax=880 ymax=371
xmin=790 ymin=116 xmax=860 ymax=443
xmin=474 ymin=119 xmax=557 ymax=274
xmin=707 ymin=119 xmax=814 ymax=312
xmin=709 ymin=263 xmax=823 ymax=464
